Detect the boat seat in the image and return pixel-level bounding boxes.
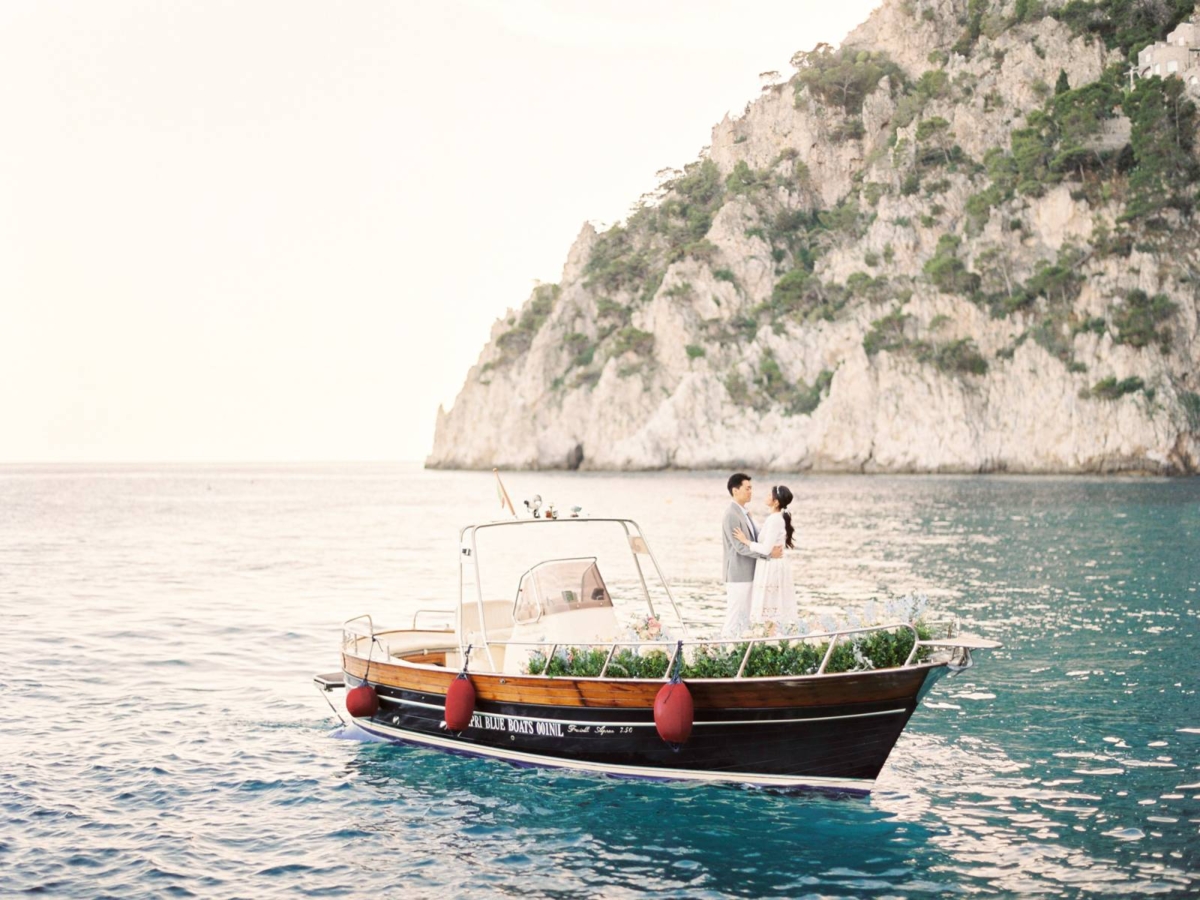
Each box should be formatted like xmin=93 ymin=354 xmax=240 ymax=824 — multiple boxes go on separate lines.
xmin=501 ymin=605 xmax=622 ymax=675
xmin=446 ymin=644 xmax=506 ymax=673
xmin=382 ymin=630 xmax=457 ymax=658
xmin=445 ymin=599 xmax=516 ymax=673
xmin=459 ymin=598 xmax=515 ymax=643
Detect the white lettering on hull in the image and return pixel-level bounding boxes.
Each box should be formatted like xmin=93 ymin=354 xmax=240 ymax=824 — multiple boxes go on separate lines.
xmin=467 ymin=712 xmax=567 ymax=738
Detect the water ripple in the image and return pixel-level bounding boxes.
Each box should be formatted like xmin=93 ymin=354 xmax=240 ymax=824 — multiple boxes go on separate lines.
xmin=1 ymin=466 xmax=1197 ymax=897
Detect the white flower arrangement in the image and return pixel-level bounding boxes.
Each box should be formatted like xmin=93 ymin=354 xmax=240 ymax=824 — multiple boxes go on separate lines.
xmin=798 ymin=594 xmax=933 ymax=638
xmin=627 ymin=614 xmax=670 ymax=643
xmin=850 ymin=643 xmax=876 ymax=671
xmin=735 ymin=620 xmax=809 ymax=639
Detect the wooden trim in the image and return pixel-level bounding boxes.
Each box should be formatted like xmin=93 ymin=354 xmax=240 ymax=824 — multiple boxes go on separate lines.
xmin=400 ymin=651 xmax=448 ymax=666
xmin=342 ymin=654 xmax=932 ymax=710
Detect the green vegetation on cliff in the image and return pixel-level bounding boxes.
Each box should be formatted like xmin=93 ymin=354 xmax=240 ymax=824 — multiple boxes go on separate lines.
xmin=790 ymin=43 xmax=905 ymax=114
xmin=1054 ymin=0 xmax=1197 ymax=59
xmin=492 ymin=283 xmax=560 ymax=365
xmin=863 ymin=308 xmax=988 ymax=377
xmin=530 ymin=1 xmax=1197 ymax=423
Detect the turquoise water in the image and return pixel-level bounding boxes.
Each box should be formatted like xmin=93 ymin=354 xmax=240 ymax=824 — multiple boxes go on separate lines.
xmin=1 ymin=465 xmax=1196 ymax=898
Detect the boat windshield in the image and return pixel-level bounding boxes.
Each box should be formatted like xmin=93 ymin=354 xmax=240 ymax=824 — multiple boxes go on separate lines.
xmin=513 ymin=557 xmax=612 ymax=624
xmin=460 ymin=518 xmax=681 ymax=631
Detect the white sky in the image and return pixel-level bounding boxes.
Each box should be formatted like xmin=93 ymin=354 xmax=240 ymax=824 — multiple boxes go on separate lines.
xmin=0 ymin=0 xmax=878 ymax=463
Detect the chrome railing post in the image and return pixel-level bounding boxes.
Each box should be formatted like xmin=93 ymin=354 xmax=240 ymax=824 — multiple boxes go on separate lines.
xmin=817 ymin=633 xmax=840 ymax=674
xmin=903 ymin=623 xmax=920 ymax=666
xmin=598 ymin=642 xmax=619 ymax=678
xmin=735 ymin=639 xmax=757 ymax=678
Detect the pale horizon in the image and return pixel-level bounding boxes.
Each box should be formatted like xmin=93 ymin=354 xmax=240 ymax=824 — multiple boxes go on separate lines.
xmin=2 ymin=0 xmax=880 ymax=464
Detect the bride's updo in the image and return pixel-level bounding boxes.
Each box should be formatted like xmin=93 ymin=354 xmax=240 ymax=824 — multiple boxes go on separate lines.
xmin=772 ymin=485 xmax=795 ymax=549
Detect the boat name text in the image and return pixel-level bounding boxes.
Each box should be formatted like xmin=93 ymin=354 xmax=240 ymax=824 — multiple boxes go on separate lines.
xmin=469 ymin=713 xmax=564 ymax=737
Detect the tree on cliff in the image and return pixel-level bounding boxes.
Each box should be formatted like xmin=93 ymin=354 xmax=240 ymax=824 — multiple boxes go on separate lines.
xmin=1122 ymin=75 xmax=1198 ymax=220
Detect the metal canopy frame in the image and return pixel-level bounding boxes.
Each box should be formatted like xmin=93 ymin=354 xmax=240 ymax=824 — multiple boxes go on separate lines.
xmin=457 ymin=517 xmax=687 ymax=671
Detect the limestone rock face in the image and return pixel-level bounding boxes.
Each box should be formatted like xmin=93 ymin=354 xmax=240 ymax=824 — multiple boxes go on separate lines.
xmin=427 ymin=0 xmax=1200 ymax=475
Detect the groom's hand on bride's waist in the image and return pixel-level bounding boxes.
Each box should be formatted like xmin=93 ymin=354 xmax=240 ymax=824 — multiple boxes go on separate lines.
xmin=770 ymin=546 xmax=783 ymax=559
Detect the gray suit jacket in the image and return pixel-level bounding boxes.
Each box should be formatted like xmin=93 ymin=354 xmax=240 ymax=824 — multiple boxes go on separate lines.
xmin=722 ymin=501 xmax=768 ymax=583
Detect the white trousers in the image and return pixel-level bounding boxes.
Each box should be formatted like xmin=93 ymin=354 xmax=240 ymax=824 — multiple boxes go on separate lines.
xmin=721 ymin=581 xmax=753 ymax=637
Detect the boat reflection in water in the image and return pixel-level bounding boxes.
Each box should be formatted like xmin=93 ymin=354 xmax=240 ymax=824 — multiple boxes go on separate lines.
xmin=314 ymin=516 xmax=1000 ymax=793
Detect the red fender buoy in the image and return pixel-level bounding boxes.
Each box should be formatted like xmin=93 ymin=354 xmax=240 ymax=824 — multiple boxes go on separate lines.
xmin=346 ymin=683 xmax=379 ymax=718
xmin=654 ymin=680 xmax=694 ymax=746
xmin=444 ymin=674 xmax=475 ymax=731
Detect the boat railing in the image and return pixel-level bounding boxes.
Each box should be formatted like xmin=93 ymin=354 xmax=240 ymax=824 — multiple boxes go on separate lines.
xmin=410 ymin=608 xmax=455 ymax=631
xmin=553 ymin=639 xmax=680 ymax=679
xmin=473 ymin=621 xmax=929 ymax=679
xmin=342 ymin=610 xmax=456 ymax=657
xmin=338 ymin=615 xmax=982 ymax=678
xmin=342 ymin=614 xmax=375 ymax=654
xmin=725 ymin=623 xmax=923 ymax=676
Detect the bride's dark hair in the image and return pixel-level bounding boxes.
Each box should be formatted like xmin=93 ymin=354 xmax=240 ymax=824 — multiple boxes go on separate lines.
xmin=772 ymin=485 xmax=795 ymax=549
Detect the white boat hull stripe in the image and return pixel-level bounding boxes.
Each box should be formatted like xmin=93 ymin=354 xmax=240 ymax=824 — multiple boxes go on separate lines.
xmin=352 ymin=718 xmax=875 ymax=792
xmin=376 ymin=694 xmax=906 ymax=727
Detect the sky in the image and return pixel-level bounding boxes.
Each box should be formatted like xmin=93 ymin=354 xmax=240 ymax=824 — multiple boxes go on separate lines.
xmin=0 ymin=0 xmax=880 ymax=463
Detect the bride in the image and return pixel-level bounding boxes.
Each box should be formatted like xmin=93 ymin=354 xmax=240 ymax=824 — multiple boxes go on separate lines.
xmin=732 ymin=484 xmax=797 ymax=630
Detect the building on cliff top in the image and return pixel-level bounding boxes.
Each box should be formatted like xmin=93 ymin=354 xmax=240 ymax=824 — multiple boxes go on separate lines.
xmin=1136 ymin=15 xmax=1200 ymax=93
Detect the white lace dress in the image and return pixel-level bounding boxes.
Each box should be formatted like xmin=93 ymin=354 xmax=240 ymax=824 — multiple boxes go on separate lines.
xmin=744 ymin=512 xmax=797 ymax=629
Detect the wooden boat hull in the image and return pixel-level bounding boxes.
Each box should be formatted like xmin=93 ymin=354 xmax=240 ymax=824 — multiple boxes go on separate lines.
xmin=340 ymin=653 xmax=949 ymax=792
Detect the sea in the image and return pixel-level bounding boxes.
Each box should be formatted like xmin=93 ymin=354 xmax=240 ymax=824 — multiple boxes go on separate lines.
xmin=0 ymin=463 xmax=1196 ymax=899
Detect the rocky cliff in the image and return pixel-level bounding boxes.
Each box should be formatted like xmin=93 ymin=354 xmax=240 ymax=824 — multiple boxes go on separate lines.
xmin=428 ymin=0 xmax=1200 ymax=473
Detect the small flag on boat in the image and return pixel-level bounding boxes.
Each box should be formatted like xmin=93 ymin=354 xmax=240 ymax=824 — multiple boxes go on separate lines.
xmin=493 ymin=468 xmax=517 ymax=518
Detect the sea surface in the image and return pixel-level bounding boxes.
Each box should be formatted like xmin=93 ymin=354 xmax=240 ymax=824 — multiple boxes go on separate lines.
xmin=1 ymin=463 xmax=1197 ymax=899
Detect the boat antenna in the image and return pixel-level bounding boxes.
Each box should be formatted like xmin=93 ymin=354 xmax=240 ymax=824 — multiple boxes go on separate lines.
xmin=493 ymin=468 xmax=517 ymax=518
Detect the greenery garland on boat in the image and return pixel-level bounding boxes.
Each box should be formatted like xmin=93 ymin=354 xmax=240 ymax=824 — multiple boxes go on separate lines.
xmin=522 ymin=600 xmax=939 ymax=679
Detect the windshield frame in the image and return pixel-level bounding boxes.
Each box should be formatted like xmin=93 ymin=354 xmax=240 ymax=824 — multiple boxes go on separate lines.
xmin=457 ymin=517 xmax=685 ymax=670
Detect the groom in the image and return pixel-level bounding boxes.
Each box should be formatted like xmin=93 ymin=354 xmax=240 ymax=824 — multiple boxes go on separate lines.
xmin=721 ymin=473 xmax=781 ymax=635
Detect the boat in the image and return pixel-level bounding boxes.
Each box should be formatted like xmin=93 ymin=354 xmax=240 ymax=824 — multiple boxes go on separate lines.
xmin=313 ymin=514 xmax=1000 ymax=793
